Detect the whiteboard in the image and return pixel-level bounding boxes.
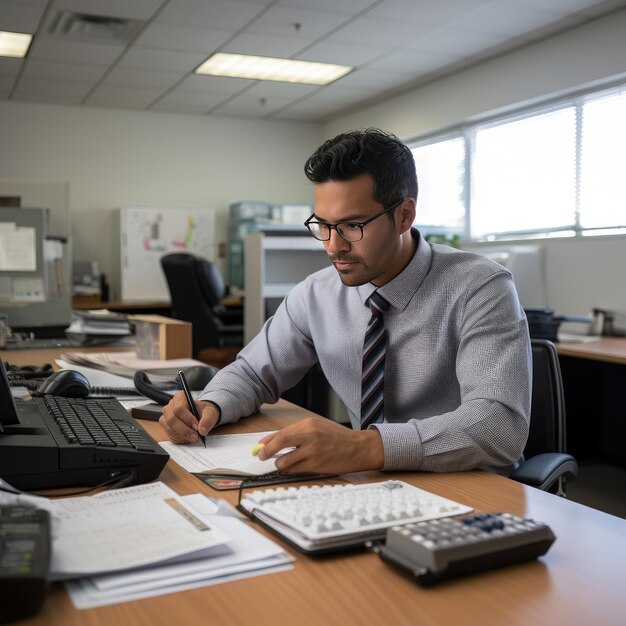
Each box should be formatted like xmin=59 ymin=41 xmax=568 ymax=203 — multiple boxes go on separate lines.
xmin=120 ymin=206 xmax=216 ymax=302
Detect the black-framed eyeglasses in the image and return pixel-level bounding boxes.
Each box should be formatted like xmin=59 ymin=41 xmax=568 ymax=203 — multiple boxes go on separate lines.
xmin=304 ymin=199 xmax=404 ymax=242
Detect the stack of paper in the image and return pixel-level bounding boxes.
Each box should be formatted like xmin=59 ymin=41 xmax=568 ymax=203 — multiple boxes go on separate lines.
xmin=60 ymin=350 xmax=205 ymax=382
xmin=65 ymin=310 xmax=133 ymax=345
xmin=1 ymin=482 xmax=292 ymax=608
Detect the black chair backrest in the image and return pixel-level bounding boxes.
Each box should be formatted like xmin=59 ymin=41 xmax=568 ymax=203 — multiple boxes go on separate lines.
xmin=526 ymin=338 xmax=567 ymax=458
xmin=160 ymin=253 xmax=226 ymax=355
xmin=197 ymin=258 xmax=226 ymax=307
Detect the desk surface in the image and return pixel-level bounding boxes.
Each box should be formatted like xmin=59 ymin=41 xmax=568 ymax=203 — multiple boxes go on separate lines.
xmin=556 ymin=336 xmax=626 ymax=365
xmin=10 ymin=350 xmax=626 ymax=626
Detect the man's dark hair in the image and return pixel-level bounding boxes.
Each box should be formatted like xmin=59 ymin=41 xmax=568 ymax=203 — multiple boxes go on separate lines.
xmin=304 ymin=128 xmax=418 ymax=208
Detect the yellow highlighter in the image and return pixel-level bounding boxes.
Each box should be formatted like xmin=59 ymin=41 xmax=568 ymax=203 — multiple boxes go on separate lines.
xmin=251 ymin=442 xmax=265 ymax=457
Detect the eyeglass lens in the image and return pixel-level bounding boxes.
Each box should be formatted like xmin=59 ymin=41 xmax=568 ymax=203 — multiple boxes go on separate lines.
xmin=308 ymin=223 xmax=362 ymax=242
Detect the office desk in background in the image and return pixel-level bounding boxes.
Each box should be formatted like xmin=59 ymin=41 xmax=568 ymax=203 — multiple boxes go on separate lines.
xmin=556 ymin=337 xmax=626 ymax=466
xmin=6 ymin=348 xmax=626 ymax=626
xmin=557 ymin=336 xmax=626 ymax=365
xmin=72 ymin=299 xmax=172 ymax=316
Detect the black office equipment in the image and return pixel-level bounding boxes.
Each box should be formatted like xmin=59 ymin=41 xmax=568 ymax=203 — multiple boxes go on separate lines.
xmin=0 ymin=505 xmax=51 ymax=624
xmin=36 ymin=369 xmax=91 ymax=398
xmin=160 ymin=253 xmax=243 ymax=357
xmin=0 ymin=361 xmax=169 ymax=490
xmin=509 ymin=339 xmax=578 ymax=496
xmin=369 ymin=513 xmax=555 ymax=586
xmin=524 ymin=308 xmax=590 ymax=342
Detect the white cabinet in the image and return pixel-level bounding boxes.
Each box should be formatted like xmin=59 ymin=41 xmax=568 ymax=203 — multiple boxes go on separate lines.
xmin=244 ymin=233 xmax=329 ymax=344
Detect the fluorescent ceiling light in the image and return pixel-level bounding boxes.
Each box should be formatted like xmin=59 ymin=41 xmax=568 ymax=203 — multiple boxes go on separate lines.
xmin=0 ymin=31 xmax=32 ymax=58
xmin=195 ymin=53 xmax=352 ymax=85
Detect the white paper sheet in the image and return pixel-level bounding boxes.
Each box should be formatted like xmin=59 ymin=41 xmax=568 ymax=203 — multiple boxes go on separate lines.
xmin=49 ymin=482 xmax=231 ymax=578
xmin=65 ymin=493 xmax=293 ymax=608
xmin=159 ymin=432 xmax=289 ymax=476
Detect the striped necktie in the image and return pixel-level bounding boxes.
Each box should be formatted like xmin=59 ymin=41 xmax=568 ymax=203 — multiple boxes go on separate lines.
xmin=361 ymin=291 xmax=390 ymax=429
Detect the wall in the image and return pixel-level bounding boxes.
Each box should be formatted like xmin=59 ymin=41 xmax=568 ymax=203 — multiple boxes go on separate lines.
xmin=0 ymin=100 xmax=321 ymax=299
xmin=323 ymin=8 xmax=626 ymax=319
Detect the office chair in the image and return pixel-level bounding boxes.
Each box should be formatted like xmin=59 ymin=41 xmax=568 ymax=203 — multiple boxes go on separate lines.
xmin=160 ymin=253 xmax=243 ymax=360
xmin=509 ymin=338 xmax=578 ymax=496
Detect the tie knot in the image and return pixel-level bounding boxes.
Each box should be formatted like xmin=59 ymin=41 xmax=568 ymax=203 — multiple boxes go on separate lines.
xmin=368 ymin=291 xmax=389 ymax=317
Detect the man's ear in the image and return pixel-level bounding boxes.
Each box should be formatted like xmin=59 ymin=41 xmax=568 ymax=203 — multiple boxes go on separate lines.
xmin=398 ymin=198 xmax=416 ymax=233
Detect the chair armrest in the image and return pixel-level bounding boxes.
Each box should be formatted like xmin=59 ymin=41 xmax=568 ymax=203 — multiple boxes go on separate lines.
xmin=509 ymin=453 xmax=578 ymax=491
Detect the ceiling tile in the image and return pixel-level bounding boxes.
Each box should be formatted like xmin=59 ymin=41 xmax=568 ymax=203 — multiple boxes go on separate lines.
xmin=406 ymin=27 xmax=505 ymax=59
xmin=246 ymin=5 xmax=351 ymax=39
xmin=177 ymin=73 xmax=254 ymax=95
xmin=0 ymin=56 xmax=22 ymax=76
xmin=446 ymin=3 xmax=570 ymax=38
xmin=156 ymin=0 xmax=266 ymax=30
xmin=222 ymin=32 xmax=308 ymax=57
xmin=213 ymin=92 xmax=294 ymax=117
xmin=364 ymin=48 xmax=457 ymax=76
xmin=28 ymin=36 xmax=126 ymax=65
xmin=328 ymin=15 xmax=427 ymax=48
xmin=0 ymin=2 xmax=45 ymax=32
xmin=297 ymin=39 xmax=389 ymax=67
xmin=244 ymin=80 xmax=320 ymax=99
xmin=151 ymin=89 xmax=226 ymax=113
xmin=117 ymin=47 xmax=207 ymax=72
xmin=21 ymin=58 xmax=107 ymax=82
xmin=335 ymin=67 xmax=421 ymax=92
xmin=13 ymin=76 xmax=92 ymax=102
xmin=278 ymin=0 xmax=375 ymax=14
xmin=134 ymin=23 xmax=233 ymax=53
xmin=0 ymin=0 xmax=48 ymax=8
xmin=365 ymin=0 xmax=486 ymax=27
xmin=0 ymin=75 xmax=14 ymax=96
xmin=51 ymin=0 xmax=164 ymax=21
xmin=102 ymin=67 xmax=184 ymax=89
xmin=86 ymin=83 xmax=164 ymax=107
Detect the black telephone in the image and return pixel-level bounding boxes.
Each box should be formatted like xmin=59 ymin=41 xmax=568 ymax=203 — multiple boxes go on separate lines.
xmin=133 ymin=365 xmax=219 ymax=405
xmin=5 ymin=362 xmax=219 ymax=405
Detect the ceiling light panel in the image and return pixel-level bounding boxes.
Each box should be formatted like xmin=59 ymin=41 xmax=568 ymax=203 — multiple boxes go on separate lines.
xmin=0 ymin=31 xmax=32 ymax=58
xmin=196 ymin=53 xmax=352 ymax=85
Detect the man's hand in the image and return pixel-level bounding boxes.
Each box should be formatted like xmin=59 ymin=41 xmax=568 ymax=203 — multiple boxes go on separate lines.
xmin=159 ymin=391 xmax=220 ymax=444
xmin=256 ymin=416 xmax=384 ymax=475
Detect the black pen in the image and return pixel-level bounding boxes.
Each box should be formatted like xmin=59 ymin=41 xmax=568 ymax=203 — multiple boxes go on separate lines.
xmin=178 ymin=370 xmax=206 ymax=448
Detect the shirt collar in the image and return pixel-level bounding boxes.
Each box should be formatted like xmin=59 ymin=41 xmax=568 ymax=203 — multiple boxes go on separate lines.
xmin=357 ymin=228 xmax=431 ymax=312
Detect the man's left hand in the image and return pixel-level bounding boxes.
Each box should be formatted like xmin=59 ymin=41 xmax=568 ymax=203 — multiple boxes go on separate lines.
xmin=256 ymin=416 xmax=384 ymax=474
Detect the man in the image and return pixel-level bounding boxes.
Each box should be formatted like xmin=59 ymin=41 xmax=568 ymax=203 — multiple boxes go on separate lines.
xmin=161 ymin=128 xmax=531 ymax=476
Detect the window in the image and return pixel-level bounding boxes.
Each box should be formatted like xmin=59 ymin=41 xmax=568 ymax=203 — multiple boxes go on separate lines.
xmin=472 ymin=108 xmax=576 ymax=238
xmin=580 ymin=92 xmax=626 ymax=230
xmin=411 ymin=137 xmax=465 ymax=234
xmin=409 ymin=84 xmax=626 ymax=240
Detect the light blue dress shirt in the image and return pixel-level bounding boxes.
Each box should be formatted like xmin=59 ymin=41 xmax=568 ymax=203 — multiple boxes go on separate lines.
xmin=199 ymin=230 xmax=531 ymax=473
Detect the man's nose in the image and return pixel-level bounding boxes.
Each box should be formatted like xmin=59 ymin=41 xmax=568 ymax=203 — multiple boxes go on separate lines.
xmin=325 ymin=227 xmax=350 ymax=255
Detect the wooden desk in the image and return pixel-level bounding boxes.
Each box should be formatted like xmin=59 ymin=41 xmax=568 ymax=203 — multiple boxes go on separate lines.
xmin=11 ymin=350 xmax=626 ymax=626
xmin=557 ymin=336 xmax=626 ymax=365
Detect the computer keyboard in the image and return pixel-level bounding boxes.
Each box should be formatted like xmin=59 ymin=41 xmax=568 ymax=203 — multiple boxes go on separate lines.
xmin=44 ymin=395 xmax=154 ymax=450
xmin=238 ymin=480 xmax=473 ymax=554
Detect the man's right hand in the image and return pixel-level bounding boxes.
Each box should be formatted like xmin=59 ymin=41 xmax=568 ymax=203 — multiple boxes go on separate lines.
xmin=159 ymin=391 xmax=220 ymax=444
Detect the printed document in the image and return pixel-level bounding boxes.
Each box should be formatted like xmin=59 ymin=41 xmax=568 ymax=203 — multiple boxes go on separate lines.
xmin=159 ymin=432 xmax=292 ymax=476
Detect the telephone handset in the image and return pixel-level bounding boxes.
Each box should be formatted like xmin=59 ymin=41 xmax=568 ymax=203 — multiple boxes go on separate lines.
xmin=133 ymin=365 xmax=219 ymax=405
xmin=133 ymin=372 xmax=177 ymax=405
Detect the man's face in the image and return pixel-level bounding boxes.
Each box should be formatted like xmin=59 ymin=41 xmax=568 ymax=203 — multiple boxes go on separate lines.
xmin=313 ymin=174 xmax=411 ymax=287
